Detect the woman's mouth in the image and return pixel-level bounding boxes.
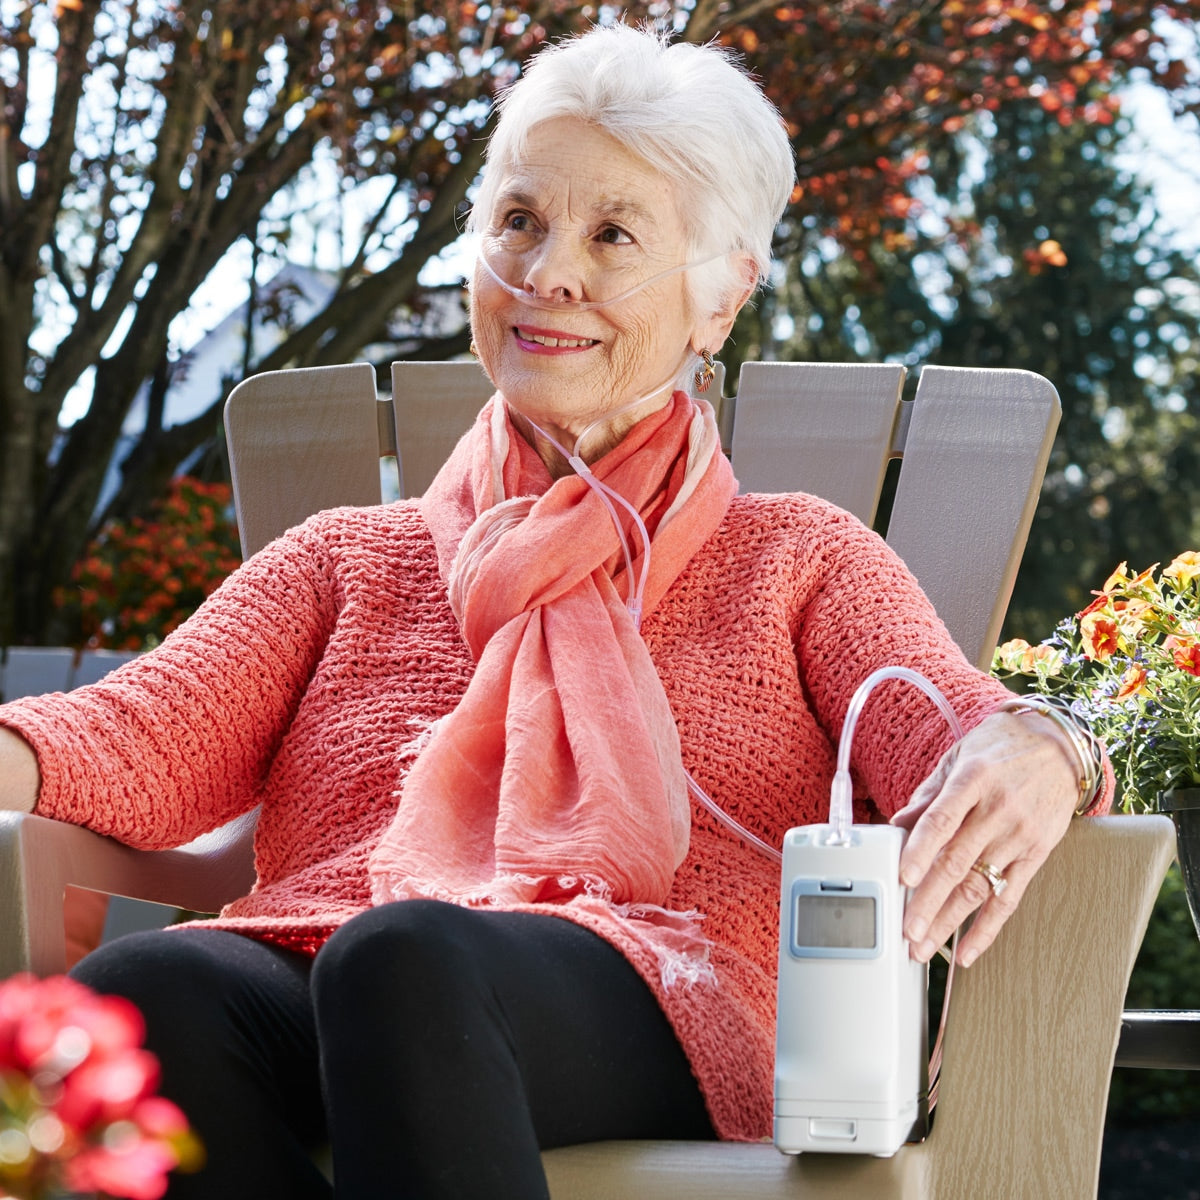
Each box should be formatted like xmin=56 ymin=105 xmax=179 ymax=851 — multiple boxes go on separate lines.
xmin=514 ymin=325 xmax=600 ymax=352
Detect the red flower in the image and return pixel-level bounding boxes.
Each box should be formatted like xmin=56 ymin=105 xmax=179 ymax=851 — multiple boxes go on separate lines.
xmin=0 ymin=975 xmax=201 ymax=1200
xmin=57 ymin=1048 xmax=160 ymax=1130
xmin=62 ymin=475 xmax=242 ymax=650
xmin=66 ymin=1137 xmax=179 ymax=1200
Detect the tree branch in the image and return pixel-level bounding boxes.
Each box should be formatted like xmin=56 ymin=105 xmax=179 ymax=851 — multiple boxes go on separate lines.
xmin=250 ymin=131 xmax=486 ymax=375
xmin=342 ymin=174 xmax=409 ymax=282
xmin=23 ymin=4 xmax=100 ymax=271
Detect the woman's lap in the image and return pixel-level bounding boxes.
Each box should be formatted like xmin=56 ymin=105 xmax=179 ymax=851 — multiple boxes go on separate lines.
xmin=72 ymin=902 xmax=712 ymax=1200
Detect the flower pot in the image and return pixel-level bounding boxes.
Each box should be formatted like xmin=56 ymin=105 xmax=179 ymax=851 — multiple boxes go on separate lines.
xmin=1159 ymin=788 xmax=1200 ymax=943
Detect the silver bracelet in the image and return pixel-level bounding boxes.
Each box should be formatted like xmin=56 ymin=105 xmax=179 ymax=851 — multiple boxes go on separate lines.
xmin=997 ymin=695 xmax=1104 ymax=815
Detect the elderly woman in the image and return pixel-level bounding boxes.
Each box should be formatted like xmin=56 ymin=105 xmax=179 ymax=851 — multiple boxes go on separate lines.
xmin=0 ymin=23 xmax=1103 ymax=1200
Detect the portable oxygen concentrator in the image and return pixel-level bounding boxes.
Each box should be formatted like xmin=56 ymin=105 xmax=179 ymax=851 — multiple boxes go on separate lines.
xmin=773 ymin=822 xmax=928 ymax=1157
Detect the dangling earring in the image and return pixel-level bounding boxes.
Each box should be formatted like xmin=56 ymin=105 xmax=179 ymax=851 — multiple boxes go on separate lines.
xmin=694 ymin=349 xmax=717 ymax=394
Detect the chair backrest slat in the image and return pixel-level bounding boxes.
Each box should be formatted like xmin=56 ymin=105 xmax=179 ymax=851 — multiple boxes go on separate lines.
xmin=884 ymin=366 xmax=1059 ymax=669
xmin=730 ymin=362 xmax=906 ymax=524
xmin=224 ymin=362 xmax=382 ymax=557
xmin=389 ymin=361 xmax=496 ymax=498
xmin=72 ymin=650 xmax=141 ymax=689
xmin=0 ymin=649 xmax=141 ymax=704
xmin=0 ymin=647 xmax=76 ymax=702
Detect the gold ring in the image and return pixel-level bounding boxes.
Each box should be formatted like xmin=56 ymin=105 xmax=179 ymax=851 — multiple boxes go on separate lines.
xmin=971 ymin=859 xmax=1008 ymax=898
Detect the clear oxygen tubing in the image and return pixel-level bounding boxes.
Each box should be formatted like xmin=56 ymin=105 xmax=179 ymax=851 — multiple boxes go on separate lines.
xmin=516 ymin=357 xmax=691 ymax=631
xmin=522 ymin=398 xmax=787 ymax=861
xmin=828 ymin=666 xmax=966 ymax=844
xmin=689 ymin=665 xmax=965 ymax=1113
xmin=686 ymin=770 xmax=783 ymax=864
xmin=830 ymin=665 xmax=968 ymax=1114
xmin=493 ymin=238 xmax=967 ymax=1103
xmin=522 ymin=388 xmax=786 ymax=857
xmin=480 ymin=237 xmax=711 ymax=630
xmin=475 ymin=243 xmax=729 ymax=312
xmin=480 ymin=240 xmax=965 ymax=1108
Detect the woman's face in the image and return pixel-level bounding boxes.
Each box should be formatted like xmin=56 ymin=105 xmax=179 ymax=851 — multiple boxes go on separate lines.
xmin=470 ymin=117 xmax=723 ymax=446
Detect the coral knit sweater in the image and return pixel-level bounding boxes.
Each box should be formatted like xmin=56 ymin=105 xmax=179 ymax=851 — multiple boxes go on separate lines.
xmin=2 ymin=492 xmax=1013 ymax=1141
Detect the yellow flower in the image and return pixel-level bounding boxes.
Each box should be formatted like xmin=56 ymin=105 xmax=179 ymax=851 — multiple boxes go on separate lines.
xmin=1026 ymin=643 xmax=1064 ymax=675
xmin=1163 ymin=551 xmax=1200 ymax=586
xmin=995 ymin=638 xmax=1033 ymax=672
xmin=1113 ymin=598 xmax=1155 ymax=639
xmin=994 ymin=639 xmax=1063 ymax=675
xmin=1101 ymin=561 xmax=1130 ymax=593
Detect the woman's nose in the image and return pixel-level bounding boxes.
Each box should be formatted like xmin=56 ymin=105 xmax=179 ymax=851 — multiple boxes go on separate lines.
xmin=522 ymin=233 xmax=586 ymax=303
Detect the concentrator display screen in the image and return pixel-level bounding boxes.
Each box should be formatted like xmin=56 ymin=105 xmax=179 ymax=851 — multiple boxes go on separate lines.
xmin=793 ymin=894 xmax=877 ymax=950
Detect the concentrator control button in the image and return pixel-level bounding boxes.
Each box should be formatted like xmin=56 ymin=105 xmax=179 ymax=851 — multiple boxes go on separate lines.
xmin=809 ymin=1118 xmax=857 ymax=1141
xmin=819 ymin=879 xmax=854 ymax=891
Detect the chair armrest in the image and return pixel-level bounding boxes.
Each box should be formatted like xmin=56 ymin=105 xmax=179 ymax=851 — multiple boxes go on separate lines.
xmin=0 ymin=810 xmax=258 ymax=977
xmin=922 ymin=814 xmax=1175 ymax=1198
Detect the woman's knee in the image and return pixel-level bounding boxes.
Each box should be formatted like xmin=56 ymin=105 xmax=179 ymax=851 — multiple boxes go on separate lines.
xmin=72 ymin=930 xmax=233 ymax=1028
xmin=71 ymin=928 xmax=310 ymax=1049
xmin=312 ymin=900 xmax=485 ymax=1018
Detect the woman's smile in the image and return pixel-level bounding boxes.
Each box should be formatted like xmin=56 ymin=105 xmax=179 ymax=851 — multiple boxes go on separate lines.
xmin=513 ymin=325 xmax=601 ymax=353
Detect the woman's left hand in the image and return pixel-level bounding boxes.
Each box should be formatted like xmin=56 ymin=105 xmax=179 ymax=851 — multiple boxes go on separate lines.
xmin=889 ymin=710 xmax=1082 ymax=967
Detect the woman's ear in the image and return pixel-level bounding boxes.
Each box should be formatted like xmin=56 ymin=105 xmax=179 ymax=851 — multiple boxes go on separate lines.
xmin=692 ymin=253 xmax=758 ymax=355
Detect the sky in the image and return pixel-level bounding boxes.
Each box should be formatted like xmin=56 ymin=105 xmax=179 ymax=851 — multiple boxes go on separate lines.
xmin=1119 ymin=81 xmax=1200 ymax=252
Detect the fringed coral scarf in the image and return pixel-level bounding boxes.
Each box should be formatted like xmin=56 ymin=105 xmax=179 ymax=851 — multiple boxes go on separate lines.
xmin=367 ymin=391 xmax=735 ymax=977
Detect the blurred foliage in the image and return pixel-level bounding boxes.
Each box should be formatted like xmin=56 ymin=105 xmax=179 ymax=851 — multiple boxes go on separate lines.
xmin=731 ymin=93 xmax=1200 ymax=640
xmin=1107 ymin=863 xmax=1200 ymax=1121
xmin=53 ymin=477 xmax=241 ymax=650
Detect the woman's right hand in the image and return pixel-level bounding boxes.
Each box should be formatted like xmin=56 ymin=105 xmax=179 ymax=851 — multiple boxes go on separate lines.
xmin=0 ymin=727 xmax=39 ymax=813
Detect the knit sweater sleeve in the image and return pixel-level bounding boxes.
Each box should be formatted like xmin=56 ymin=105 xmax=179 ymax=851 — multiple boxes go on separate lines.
xmin=791 ymin=503 xmax=1012 ymax=818
xmin=0 ymin=521 xmax=340 ymax=849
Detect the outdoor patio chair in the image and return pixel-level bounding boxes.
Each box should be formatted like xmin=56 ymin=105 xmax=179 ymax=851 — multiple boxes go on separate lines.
xmin=0 ymin=646 xmax=141 ymax=704
xmin=0 ymin=360 xmax=1176 ymax=1200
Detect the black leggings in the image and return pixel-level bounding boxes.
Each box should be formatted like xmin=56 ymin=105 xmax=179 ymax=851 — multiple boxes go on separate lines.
xmin=71 ymin=900 xmax=714 ymax=1199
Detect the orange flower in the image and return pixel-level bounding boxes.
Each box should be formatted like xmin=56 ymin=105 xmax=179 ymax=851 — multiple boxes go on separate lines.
xmin=993 ymin=638 xmax=1060 ymax=676
xmin=1113 ymin=665 xmax=1149 ymax=699
xmin=1114 ymin=598 xmax=1155 ymax=638
xmin=1171 ymin=640 xmax=1200 ymax=677
xmin=1101 ymin=561 xmax=1130 ymax=593
xmin=1023 ymin=642 xmax=1063 ymax=674
xmin=995 ymin=638 xmax=1032 ymax=672
xmin=1023 ymin=238 xmax=1068 ymax=274
xmin=1163 ymin=551 xmax=1200 ymax=586
xmin=1080 ymin=611 xmax=1119 ymax=660
xmin=1076 ymin=594 xmax=1109 ymax=619
xmin=1097 ymin=561 xmax=1158 ymax=597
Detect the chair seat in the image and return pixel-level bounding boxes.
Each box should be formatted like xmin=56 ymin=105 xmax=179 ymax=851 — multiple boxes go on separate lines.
xmin=543 ymin=1139 xmax=921 ymax=1200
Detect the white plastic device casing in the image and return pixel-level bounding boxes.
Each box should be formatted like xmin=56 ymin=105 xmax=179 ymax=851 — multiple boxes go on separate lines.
xmin=774 ymin=823 xmax=927 ymax=1157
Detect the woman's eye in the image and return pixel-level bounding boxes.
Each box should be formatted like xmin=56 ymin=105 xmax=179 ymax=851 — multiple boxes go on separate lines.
xmin=498 ymin=211 xmax=537 ymax=236
xmin=596 ymin=225 xmax=633 ymax=246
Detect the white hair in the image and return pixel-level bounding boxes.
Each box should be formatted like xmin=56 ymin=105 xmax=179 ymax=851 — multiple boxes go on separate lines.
xmin=468 ymin=24 xmax=795 ymax=319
